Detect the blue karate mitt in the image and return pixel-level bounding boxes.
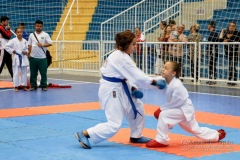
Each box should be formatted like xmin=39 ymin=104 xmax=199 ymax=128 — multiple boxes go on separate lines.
xmin=152 ymin=79 xmax=167 ymax=89
xmin=132 ymin=90 xmax=144 ymax=99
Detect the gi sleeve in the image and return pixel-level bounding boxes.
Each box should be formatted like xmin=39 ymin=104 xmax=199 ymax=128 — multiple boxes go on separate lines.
xmin=5 ymin=39 xmax=14 ymax=54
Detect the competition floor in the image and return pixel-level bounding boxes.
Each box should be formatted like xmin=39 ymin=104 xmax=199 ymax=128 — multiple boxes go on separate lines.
xmin=0 ymin=75 xmax=240 ymax=160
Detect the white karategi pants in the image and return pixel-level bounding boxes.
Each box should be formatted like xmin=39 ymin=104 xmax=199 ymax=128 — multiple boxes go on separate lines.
xmin=87 ymin=81 xmax=145 ymax=144
xmin=12 ymin=55 xmax=29 ymax=87
xmin=156 ymin=108 xmax=219 ymax=145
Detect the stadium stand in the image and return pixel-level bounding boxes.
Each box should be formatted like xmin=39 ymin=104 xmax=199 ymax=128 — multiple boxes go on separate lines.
xmin=0 ymin=0 xmax=67 ymax=38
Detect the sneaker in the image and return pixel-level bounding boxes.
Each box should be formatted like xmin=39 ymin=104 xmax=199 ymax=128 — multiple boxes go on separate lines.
xmin=146 ymin=140 xmax=168 ymax=148
xmin=227 ymin=83 xmax=237 ymax=86
xmin=42 ymin=88 xmax=47 ymax=91
xmin=129 ymin=136 xmax=152 ymax=143
xmin=29 ymin=87 xmax=37 ymax=91
xmin=206 ymin=81 xmax=216 ymax=85
xmin=218 ymin=129 xmax=226 ymax=141
xmin=75 ymin=131 xmax=91 ymax=149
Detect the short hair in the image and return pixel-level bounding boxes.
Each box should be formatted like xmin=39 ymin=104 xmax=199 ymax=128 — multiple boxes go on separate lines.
xmin=1 ymin=16 xmax=9 ymax=22
xmin=229 ymin=21 xmax=236 ymax=26
xmin=115 ymin=30 xmax=135 ymax=52
xmin=179 ymin=24 xmax=185 ymax=29
xmin=18 ymin=23 xmax=25 ymax=26
xmin=35 ymin=20 xmax=43 ymax=25
xmin=208 ymin=21 xmax=216 ymax=28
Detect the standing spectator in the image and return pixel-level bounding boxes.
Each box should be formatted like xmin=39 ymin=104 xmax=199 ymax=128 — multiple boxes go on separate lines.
xmin=206 ymin=21 xmax=219 ymax=85
xmin=188 ymin=24 xmax=201 ymax=82
xmin=0 ymin=16 xmax=13 ymax=78
xmin=133 ymin=27 xmax=145 ymax=70
xmin=28 ymin=20 xmax=52 ymax=91
xmin=155 ymin=21 xmax=167 ymax=75
xmin=168 ymin=24 xmax=188 ymax=77
xmin=157 ymin=21 xmax=167 ymax=42
xmin=168 ymin=19 xmax=177 ymax=31
xmin=159 ymin=25 xmax=172 ymax=63
xmin=18 ymin=23 xmax=29 ymax=40
xmin=5 ymin=28 xmax=29 ymax=92
xmin=219 ymin=21 xmax=240 ymax=86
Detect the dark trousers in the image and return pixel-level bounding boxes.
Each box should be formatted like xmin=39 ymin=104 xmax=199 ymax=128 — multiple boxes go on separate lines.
xmin=208 ymin=52 xmax=218 ymax=79
xmin=227 ymin=53 xmax=238 ymax=81
xmin=29 ymin=57 xmax=48 ymax=88
xmin=0 ymin=49 xmax=13 ymax=78
xmin=190 ymin=57 xmax=199 ymax=81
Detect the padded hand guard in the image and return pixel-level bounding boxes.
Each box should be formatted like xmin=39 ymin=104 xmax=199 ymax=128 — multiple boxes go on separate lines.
xmin=132 ymin=90 xmax=144 ymax=99
xmin=152 ymin=79 xmax=167 ymax=89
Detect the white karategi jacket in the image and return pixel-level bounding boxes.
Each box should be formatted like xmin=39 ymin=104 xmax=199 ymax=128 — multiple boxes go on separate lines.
xmin=5 ymin=37 xmax=29 ymax=67
xmin=160 ymin=77 xmax=195 ymax=121
xmin=100 ymin=50 xmax=153 ymax=111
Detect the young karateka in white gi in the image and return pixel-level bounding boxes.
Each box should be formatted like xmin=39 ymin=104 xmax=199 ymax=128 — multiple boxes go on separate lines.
xmin=5 ymin=28 xmax=29 ymax=92
xmin=146 ymin=61 xmax=226 ymax=148
xmin=75 ymin=30 xmax=166 ymax=149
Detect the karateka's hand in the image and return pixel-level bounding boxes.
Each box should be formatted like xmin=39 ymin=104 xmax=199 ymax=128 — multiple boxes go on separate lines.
xmin=131 ymin=87 xmax=143 ymax=99
xmin=22 ymin=51 xmax=28 ymax=55
xmin=151 ymin=79 xmax=167 ymax=89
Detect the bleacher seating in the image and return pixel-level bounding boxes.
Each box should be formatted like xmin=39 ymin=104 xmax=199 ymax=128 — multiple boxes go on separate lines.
xmin=0 ymin=0 xmax=66 ymax=38
xmin=86 ymin=0 xmax=141 ymax=40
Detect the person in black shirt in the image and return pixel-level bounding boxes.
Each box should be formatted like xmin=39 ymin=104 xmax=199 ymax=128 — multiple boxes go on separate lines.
xmin=219 ymin=21 xmax=240 ymax=86
xmin=0 ymin=16 xmax=13 ymax=78
xmin=206 ymin=21 xmax=219 ymax=85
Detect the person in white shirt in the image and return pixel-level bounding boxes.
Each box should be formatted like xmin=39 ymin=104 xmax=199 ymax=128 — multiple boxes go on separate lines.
xmin=146 ymin=61 xmax=226 ymax=148
xmin=28 ymin=20 xmax=52 ymax=91
xmin=5 ymin=28 xmax=29 ymax=92
xmin=75 ymin=30 xmax=167 ymax=149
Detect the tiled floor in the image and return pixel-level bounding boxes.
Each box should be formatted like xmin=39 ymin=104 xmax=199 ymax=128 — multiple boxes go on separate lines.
xmin=0 ymin=77 xmax=239 ymax=160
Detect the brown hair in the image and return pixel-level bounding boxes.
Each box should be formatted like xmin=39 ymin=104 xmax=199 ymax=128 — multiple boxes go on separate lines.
xmin=169 ymin=61 xmax=181 ymax=78
xmin=115 ymin=30 xmax=135 ymax=51
xmin=191 ymin=24 xmax=200 ymax=32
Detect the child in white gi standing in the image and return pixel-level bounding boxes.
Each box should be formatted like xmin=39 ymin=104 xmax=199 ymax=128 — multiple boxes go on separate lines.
xmin=5 ymin=28 xmax=29 ymax=92
xmin=146 ymin=61 xmax=226 ymax=148
xmin=75 ymin=30 xmax=166 ymax=149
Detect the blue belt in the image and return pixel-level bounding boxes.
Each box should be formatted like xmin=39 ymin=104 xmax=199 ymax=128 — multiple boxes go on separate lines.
xmin=102 ymin=75 xmax=142 ymax=119
xmin=15 ymin=52 xmax=22 ymax=67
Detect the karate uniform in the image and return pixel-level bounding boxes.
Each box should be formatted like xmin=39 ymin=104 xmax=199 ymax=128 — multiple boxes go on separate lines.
xmin=5 ymin=38 xmax=29 ymax=87
xmin=155 ymin=77 xmax=219 ymax=145
xmin=87 ymin=50 xmax=153 ymax=144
